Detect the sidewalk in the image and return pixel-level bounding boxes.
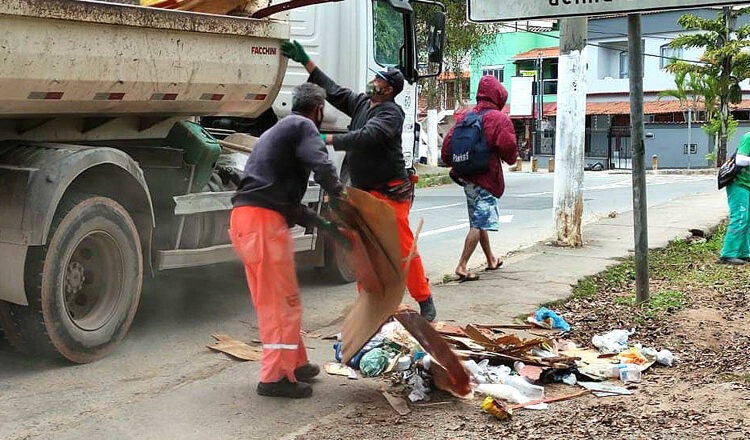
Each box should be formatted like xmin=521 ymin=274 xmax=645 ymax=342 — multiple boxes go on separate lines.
xmin=429 ymin=191 xmax=727 ymax=324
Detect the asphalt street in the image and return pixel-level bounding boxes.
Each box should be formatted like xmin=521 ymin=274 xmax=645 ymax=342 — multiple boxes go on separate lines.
xmin=414 ymin=172 xmax=716 ymax=279
xmin=0 ymin=172 xmax=718 ymax=440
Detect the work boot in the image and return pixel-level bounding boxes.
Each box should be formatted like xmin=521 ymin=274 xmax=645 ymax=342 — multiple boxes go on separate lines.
xmin=256 ymin=377 xmax=312 ymax=399
xmin=294 ymin=362 xmax=320 ymax=382
xmin=719 ymin=257 xmax=748 ymax=265
xmin=419 ymin=296 xmax=437 ymax=322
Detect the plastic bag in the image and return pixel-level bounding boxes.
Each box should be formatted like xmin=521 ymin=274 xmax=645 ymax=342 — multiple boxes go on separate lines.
xmin=476 ymin=383 xmax=528 ymax=404
xmin=407 ymin=374 xmax=431 ymax=402
xmin=359 ymin=348 xmax=389 ymax=377
xmin=592 ymin=328 xmax=634 ymax=354
xmin=655 ymin=349 xmax=674 ymax=366
xmin=532 ymin=307 xmax=571 ymax=332
xmin=502 ymin=375 xmax=545 ymax=401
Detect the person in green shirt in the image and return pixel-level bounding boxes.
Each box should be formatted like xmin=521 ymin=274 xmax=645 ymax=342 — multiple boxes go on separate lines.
xmin=720 ymin=131 xmax=750 ymax=264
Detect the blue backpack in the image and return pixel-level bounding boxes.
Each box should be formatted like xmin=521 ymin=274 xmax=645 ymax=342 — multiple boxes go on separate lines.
xmin=449 ymin=109 xmax=490 ymax=175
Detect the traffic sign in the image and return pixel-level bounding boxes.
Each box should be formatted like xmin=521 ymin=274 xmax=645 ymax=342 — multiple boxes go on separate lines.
xmin=468 ymin=0 xmax=744 ymax=22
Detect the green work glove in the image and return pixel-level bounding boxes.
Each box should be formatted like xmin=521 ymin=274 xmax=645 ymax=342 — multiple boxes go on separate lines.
xmin=280 ymin=40 xmax=310 ymax=65
xmin=317 ymin=218 xmax=351 ymax=250
xmin=320 ymin=133 xmax=327 ymax=142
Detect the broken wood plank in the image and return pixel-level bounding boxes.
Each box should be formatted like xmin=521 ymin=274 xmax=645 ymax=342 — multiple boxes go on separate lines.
xmin=382 ymin=391 xmax=411 ymax=416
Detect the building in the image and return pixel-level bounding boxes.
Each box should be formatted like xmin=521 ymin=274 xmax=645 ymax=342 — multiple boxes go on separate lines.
xmin=471 ymin=8 xmax=750 ymax=169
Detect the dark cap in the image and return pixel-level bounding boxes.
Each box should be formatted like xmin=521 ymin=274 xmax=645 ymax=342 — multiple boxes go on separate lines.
xmin=371 ymin=67 xmax=405 ymax=96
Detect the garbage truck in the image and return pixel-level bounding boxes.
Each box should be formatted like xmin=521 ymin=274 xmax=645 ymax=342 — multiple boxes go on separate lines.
xmin=0 ymin=0 xmax=445 ymax=362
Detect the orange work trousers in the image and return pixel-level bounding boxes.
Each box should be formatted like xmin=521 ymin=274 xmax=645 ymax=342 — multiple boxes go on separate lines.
xmin=369 ymin=190 xmax=431 ymax=303
xmin=229 ymin=206 xmax=307 ymax=383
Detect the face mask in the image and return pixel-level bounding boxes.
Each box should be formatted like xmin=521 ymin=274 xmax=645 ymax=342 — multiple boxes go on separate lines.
xmin=366 ymin=80 xmax=385 ymax=98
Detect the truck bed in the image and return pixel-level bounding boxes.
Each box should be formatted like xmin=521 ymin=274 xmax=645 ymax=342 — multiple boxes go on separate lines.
xmin=0 ymin=0 xmax=289 ymax=118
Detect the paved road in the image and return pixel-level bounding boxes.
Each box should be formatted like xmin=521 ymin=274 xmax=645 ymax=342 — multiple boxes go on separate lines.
xmin=0 ymin=172 xmax=717 ymax=440
xmin=414 ymin=172 xmax=716 ymax=279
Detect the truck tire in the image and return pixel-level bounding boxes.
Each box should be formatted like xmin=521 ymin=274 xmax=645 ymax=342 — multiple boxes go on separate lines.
xmin=1 ymin=194 xmax=143 ymax=363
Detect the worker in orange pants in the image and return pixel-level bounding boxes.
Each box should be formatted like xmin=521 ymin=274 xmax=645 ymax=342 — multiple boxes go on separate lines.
xmin=231 ymin=83 xmax=346 ymax=398
xmin=283 ymin=41 xmax=437 ymax=321
xmin=368 ymin=189 xmax=431 ymax=304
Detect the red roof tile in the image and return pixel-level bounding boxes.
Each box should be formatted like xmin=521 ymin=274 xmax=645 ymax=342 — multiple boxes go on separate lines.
xmin=512 ymin=47 xmax=559 ymax=61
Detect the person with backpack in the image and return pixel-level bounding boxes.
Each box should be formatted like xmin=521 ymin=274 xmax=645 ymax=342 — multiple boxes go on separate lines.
xmin=441 ymin=75 xmax=518 ymax=281
xmin=719 ymin=131 xmax=750 ymax=264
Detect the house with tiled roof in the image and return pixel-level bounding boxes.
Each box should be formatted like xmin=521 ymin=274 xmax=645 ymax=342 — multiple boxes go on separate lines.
xmin=470 ymin=8 xmax=750 ymax=169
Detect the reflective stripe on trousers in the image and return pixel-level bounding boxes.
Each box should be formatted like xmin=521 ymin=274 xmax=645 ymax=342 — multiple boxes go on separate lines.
xmin=230 ymin=206 xmax=308 ymax=383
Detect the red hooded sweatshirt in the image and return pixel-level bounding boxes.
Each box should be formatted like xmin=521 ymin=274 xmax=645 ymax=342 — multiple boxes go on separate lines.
xmin=441 ymin=75 xmax=518 ymax=198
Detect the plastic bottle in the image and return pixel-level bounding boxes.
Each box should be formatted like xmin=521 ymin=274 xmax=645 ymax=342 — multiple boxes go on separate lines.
xmin=502 ymin=375 xmax=545 ymax=401
xmin=618 ymin=364 xmax=642 ymax=383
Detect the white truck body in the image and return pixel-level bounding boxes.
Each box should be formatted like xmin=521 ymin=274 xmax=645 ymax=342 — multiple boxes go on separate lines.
xmin=0 ymin=0 xmax=444 ymax=362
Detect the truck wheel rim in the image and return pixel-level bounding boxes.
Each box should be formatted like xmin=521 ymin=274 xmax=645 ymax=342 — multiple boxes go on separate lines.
xmin=63 ymin=231 xmax=124 ymax=332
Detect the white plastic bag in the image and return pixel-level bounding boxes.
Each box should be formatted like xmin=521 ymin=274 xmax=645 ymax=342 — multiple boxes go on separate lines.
xmin=592 ymin=328 xmax=635 ymax=354
xmin=655 ymin=349 xmax=674 ymax=366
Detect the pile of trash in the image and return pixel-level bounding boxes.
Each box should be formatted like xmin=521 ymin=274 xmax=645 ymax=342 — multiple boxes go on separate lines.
xmin=323 ymin=307 xmax=675 ymax=419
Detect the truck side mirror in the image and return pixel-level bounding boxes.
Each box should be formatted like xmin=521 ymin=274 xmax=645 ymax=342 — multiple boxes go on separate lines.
xmin=427 ymin=11 xmax=445 ymax=64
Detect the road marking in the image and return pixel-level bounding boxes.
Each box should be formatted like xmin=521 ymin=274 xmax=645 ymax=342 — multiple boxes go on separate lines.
xmin=498 ymin=215 xmax=514 ymax=223
xmin=421 ymin=222 xmax=470 ymax=237
xmin=411 ymin=202 xmax=464 ymax=213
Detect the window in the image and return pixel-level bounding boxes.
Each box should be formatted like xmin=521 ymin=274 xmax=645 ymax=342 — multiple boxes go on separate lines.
xmin=619 ymin=51 xmax=629 ymax=79
xmin=660 ymin=44 xmax=683 ymax=69
xmin=373 ymin=0 xmax=404 ymax=67
xmin=482 ymin=67 xmax=504 ymax=83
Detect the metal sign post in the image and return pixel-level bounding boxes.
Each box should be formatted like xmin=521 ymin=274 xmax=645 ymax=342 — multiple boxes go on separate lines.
xmin=628 ymin=13 xmax=649 ymax=303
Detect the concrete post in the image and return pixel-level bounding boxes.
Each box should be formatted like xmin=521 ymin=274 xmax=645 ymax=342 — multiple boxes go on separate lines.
xmin=552 ymin=17 xmax=587 ymax=247
xmin=426 ymin=109 xmax=438 ymax=166
xmin=628 ymin=14 xmax=650 ymax=303
xmin=531 ymin=157 xmax=538 ymax=172
xmin=651 ymin=155 xmax=658 ymax=171
xmin=548 ymin=157 xmax=555 ymax=173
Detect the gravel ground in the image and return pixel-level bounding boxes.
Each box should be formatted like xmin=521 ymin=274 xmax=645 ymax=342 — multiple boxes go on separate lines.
xmin=293 ymin=228 xmax=750 ymax=440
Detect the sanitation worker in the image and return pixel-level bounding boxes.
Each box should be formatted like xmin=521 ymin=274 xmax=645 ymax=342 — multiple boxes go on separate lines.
xmin=281 ymin=40 xmax=437 ymax=322
xmin=230 ymin=83 xmax=346 ymax=398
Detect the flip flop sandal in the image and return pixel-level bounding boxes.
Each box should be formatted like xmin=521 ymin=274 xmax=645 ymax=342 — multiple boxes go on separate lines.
xmin=486 ymin=260 xmax=504 ymax=271
xmin=455 ymin=273 xmax=480 ymax=282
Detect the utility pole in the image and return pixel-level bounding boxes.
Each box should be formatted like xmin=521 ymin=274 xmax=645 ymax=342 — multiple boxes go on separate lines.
xmin=552 ymin=17 xmax=587 ymax=247
xmin=717 ymin=6 xmax=734 ymax=166
xmin=537 ymin=52 xmax=544 ymax=153
xmin=688 ymin=103 xmax=693 ymax=169
xmin=628 ymin=14 xmax=649 ymax=303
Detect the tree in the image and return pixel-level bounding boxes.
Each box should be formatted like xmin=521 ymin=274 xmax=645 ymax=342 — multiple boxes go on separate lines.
xmin=417 ymin=0 xmax=498 ymax=109
xmin=667 ymin=7 xmax=750 ymax=165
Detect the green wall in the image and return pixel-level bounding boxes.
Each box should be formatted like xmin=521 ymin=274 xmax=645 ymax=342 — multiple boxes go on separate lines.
xmin=470 ymin=31 xmax=560 ymax=104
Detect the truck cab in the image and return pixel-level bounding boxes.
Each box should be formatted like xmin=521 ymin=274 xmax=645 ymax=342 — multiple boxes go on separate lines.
xmin=0 ymin=0 xmax=445 ymax=362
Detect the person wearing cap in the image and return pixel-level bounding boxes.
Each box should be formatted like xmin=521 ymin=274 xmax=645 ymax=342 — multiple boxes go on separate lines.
xmin=281 ymin=40 xmax=437 ymax=322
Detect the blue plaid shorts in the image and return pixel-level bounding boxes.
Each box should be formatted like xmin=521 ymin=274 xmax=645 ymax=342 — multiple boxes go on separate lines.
xmin=464 ymin=183 xmax=499 ymax=231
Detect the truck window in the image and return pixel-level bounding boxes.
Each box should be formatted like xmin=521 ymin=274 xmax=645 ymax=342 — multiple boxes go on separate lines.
xmin=373 ymin=0 xmax=404 ymax=67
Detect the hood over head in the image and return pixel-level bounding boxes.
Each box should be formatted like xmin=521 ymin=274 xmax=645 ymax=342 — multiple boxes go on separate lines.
xmin=476 ymin=75 xmax=508 ymax=109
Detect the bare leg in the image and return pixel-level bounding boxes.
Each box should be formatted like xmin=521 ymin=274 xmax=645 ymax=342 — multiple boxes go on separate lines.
xmin=455 ymin=228 xmax=481 ymax=276
xmin=479 ymin=230 xmax=500 ymax=267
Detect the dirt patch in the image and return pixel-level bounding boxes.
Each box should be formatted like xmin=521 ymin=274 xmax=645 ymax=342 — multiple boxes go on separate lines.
xmin=295 ymin=228 xmax=750 ymax=439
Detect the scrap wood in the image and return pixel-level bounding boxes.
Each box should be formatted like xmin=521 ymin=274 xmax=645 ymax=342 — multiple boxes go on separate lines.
xmin=207 ymin=334 xmax=262 ymax=361
xmin=475 ymin=324 xmax=533 ymax=330
xmin=433 ymin=322 xmax=467 ymax=337
xmin=395 ymin=309 xmax=472 ymax=398
xmin=146 ymin=0 xmax=247 ymax=14
xmin=485 ymin=389 xmax=591 ymax=420
xmin=382 ymin=390 xmax=411 ymax=416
